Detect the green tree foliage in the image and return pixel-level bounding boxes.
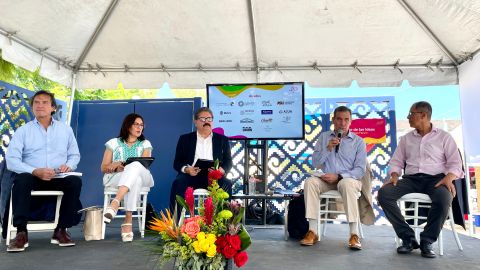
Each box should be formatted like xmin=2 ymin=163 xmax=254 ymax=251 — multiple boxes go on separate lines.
xmin=0 ymin=50 xmax=16 ymax=82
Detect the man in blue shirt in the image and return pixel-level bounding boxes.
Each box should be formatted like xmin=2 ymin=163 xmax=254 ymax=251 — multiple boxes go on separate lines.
xmin=5 ymin=90 xmax=82 ymax=252
xmin=300 ymin=106 xmax=367 ymax=250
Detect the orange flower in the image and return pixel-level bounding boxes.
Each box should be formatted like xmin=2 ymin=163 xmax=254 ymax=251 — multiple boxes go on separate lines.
xmin=148 ymin=209 xmax=179 ymax=240
xmin=181 ymin=218 xmax=201 ymax=238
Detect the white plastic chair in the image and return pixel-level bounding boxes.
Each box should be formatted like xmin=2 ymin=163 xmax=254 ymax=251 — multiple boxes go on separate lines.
xmin=179 ymin=188 xmax=210 ymax=224
xmin=102 ymin=186 xmax=149 ymax=239
xmin=396 ymin=193 xmax=463 ymax=256
xmin=6 ymin=190 xmax=64 ymax=246
xmin=317 ymin=190 xmax=363 ymax=238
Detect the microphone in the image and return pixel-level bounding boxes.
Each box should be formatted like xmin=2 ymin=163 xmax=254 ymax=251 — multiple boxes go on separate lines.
xmin=335 ymin=129 xmax=343 ymax=153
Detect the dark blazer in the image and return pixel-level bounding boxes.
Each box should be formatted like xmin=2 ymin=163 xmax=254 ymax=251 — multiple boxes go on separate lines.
xmin=173 ymin=132 xmax=232 ymax=175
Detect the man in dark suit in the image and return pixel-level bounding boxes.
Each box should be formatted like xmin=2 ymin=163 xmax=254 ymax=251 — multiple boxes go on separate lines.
xmin=169 ymin=107 xmax=233 ymax=210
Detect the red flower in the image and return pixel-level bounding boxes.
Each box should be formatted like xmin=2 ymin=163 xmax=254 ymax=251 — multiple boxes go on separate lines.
xmin=204 ymin=197 xmax=214 ymax=226
xmin=234 ymin=251 xmax=248 ymax=267
xmin=215 ymin=236 xmax=227 ymax=251
xmin=208 ymin=169 xmax=223 ymax=181
xmin=223 ymin=245 xmax=237 ymax=259
xmin=226 ymin=234 xmax=241 ymax=251
xmin=185 ymin=187 xmax=194 ymax=215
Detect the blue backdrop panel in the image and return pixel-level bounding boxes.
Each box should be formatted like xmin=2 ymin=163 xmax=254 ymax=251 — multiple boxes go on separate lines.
xmin=71 ymin=98 xmax=201 ymax=211
xmin=135 ymin=100 xmax=198 ymax=211
xmin=72 ymin=101 xmax=135 ymax=209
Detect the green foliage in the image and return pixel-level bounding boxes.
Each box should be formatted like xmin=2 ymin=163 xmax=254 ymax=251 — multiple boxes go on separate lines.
xmin=0 ymin=50 xmax=16 ymax=82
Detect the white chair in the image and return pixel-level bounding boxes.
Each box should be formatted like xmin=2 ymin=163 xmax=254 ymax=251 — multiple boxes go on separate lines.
xmin=396 ymin=193 xmax=463 ymax=256
xmin=6 ymin=190 xmax=64 ymax=246
xmin=101 ymin=186 xmax=149 ymax=239
xmin=317 ymin=190 xmax=363 ymax=238
xmin=179 ymin=188 xmax=210 ymax=224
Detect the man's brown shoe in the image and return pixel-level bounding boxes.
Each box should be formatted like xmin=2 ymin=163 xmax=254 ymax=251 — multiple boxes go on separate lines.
xmin=348 ymin=234 xmax=362 ymax=250
xmin=300 ymin=230 xmax=319 ymax=246
xmin=7 ymin=231 xmax=29 ymax=252
xmin=51 ymin=228 xmax=75 ymax=247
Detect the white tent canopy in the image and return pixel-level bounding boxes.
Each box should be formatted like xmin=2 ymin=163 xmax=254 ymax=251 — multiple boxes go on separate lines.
xmin=1 ymin=0 xmax=480 ymax=89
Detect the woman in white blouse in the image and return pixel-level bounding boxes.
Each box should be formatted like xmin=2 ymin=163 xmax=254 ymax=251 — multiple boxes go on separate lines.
xmin=101 ymin=113 xmax=154 ymax=242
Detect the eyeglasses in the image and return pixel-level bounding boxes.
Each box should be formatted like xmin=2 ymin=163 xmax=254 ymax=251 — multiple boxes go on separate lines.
xmin=132 ymin=123 xmax=144 ymax=128
xmin=407 ymin=111 xmax=423 ymax=117
xmin=197 ymin=117 xmax=214 ymax=122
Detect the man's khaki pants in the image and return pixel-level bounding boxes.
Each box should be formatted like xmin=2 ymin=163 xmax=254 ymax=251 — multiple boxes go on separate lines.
xmin=304 ymin=177 xmax=362 ymax=224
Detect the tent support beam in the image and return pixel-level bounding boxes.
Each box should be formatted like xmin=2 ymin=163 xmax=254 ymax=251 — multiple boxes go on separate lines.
xmin=76 ymin=63 xmax=456 ymax=73
xmin=73 ymin=0 xmax=119 ymax=72
xmin=247 ymin=0 xmax=260 ymax=78
xmin=397 ymin=0 xmax=459 ymax=66
xmin=0 ymin=27 xmax=73 ymax=70
xmin=67 ymin=72 xmax=77 ymax=125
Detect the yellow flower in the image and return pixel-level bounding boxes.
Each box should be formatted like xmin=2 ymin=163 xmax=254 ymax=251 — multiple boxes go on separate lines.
xmin=200 ymin=240 xmax=209 ymax=252
xmin=192 ymin=240 xmax=202 ymax=253
xmin=206 ymin=244 xmax=217 ymax=258
xmin=196 ymin=232 xmax=206 ymax=241
xmin=206 ymin=233 xmax=217 ymax=244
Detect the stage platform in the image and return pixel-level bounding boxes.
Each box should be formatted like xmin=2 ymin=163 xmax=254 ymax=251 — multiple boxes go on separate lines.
xmin=1 ymin=220 xmax=479 ymax=270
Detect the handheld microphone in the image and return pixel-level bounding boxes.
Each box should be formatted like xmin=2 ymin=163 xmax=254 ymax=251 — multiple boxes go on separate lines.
xmin=335 ymin=129 xmax=343 ymax=153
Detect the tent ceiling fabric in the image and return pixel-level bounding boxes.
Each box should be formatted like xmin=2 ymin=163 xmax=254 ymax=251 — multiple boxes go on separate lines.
xmin=0 ymin=0 xmax=479 ymax=89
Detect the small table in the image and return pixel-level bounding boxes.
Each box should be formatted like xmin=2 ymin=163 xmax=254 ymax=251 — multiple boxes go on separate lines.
xmin=232 ymin=193 xmax=299 ymax=240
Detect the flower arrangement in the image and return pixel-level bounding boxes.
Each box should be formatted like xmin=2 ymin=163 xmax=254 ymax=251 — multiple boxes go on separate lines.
xmin=149 ymin=160 xmax=251 ymax=270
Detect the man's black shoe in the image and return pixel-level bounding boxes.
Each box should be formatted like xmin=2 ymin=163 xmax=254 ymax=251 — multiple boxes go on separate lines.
xmin=397 ymin=238 xmax=420 ymax=254
xmin=420 ymin=240 xmax=436 ymax=258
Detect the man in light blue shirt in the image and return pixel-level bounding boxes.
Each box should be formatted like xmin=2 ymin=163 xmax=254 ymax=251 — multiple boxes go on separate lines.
xmin=300 ymin=106 xmax=367 ymax=250
xmin=5 ymin=90 xmax=82 ymax=252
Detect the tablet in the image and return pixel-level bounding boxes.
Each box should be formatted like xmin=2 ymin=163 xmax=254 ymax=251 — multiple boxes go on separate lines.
xmin=193 ymin=159 xmax=215 ymax=170
xmin=124 ymin=157 xmax=155 ymax=168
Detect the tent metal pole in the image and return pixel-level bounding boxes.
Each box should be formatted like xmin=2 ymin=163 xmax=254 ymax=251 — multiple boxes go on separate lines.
xmin=247 ymin=0 xmax=260 ymax=80
xmin=0 ymin=27 xmax=73 ymax=70
xmin=67 ymin=72 xmax=77 ymax=125
xmin=397 ymin=0 xmax=459 ymax=66
xmin=73 ymin=0 xmax=119 ymax=71
xmin=76 ymin=63 xmax=457 ymax=73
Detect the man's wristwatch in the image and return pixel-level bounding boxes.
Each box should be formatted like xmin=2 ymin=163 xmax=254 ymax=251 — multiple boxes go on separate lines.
xmin=337 ymin=174 xmax=343 ymax=181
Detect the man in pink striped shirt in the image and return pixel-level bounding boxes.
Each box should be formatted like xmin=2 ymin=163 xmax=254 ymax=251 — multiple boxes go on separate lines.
xmin=378 ymin=101 xmax=463 ymax=258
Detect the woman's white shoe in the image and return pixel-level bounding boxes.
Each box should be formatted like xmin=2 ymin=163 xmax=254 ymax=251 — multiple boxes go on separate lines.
xmin=104 ymin=198 xmax=120 ymax=224
xmin=121 ymin=223 xmax=134 ymax=242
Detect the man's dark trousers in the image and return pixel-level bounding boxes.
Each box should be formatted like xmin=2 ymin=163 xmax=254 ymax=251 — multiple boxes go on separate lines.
xmin=377 ymin=173 xmax=453 ymax=243
xmin=12 ymin=173 xmax=82 ymax=230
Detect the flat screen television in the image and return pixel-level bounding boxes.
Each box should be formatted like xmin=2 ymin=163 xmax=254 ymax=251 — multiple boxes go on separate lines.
xmin=207 ymin=82 xmax=305 ymax=140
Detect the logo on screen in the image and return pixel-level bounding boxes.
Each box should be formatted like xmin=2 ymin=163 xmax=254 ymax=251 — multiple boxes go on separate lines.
xmin=240 ymin=118 xmax=254 ymax=123
xmin=238 ymin=101 xmax=255 ymax=107
xmin=242 ymin=126 xmax=253 ymax=132
xmin=277 ymin=101 xmax=295 ymax=105
xmin=261 ymin=118 xmax=273 ymax=123
xmin=281 ymin=116 xmax=291 ymax=123
xmin=261 ymin=110 xmax=273 ymax=115
xmin=220 ymin=111 xmax=232 ymax=115
xmin=279 ymin=109 xmax=292 ymax=114
xmin=240 ymin=109 xmax=255 ymax=115
xmin=262 ymin=101 xmax=272 ymax=106
xmin=289 ymin=86 xmax=299 ymax=93
xmin=215 ymin=102 xmax=235 ymax=107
